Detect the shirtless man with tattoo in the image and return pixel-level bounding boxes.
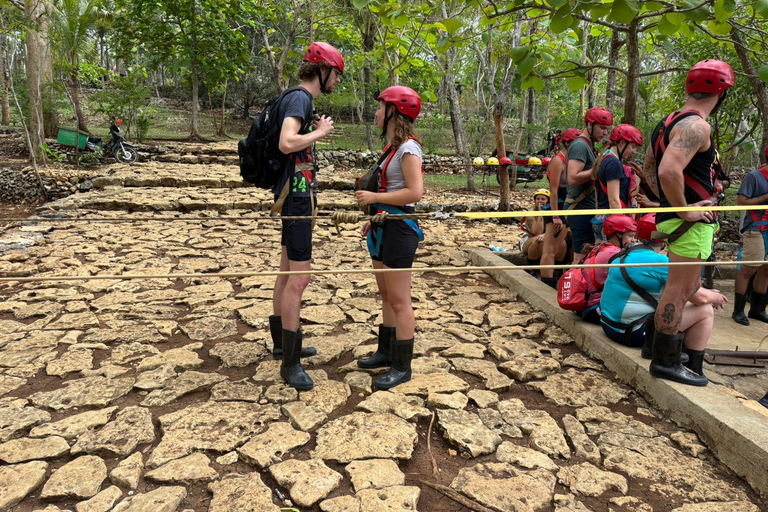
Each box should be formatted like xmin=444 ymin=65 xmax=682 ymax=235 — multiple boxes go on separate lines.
xmin=645 ymin=59 xmax=734 ymax=386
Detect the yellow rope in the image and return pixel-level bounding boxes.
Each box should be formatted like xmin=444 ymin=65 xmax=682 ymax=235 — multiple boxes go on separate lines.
xmin=1 ymin=260 xmax=763 ymax=284
xmin=456 ymin=204 xmax=764 ymax=219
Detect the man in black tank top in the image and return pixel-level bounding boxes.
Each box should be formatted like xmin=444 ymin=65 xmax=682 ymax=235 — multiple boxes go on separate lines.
xmin=643 ymin=59 xmax=734 ymax=387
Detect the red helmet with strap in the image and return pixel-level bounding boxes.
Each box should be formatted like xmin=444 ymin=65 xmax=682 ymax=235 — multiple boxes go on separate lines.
xmin=603 ymin=214 xmax=637 ymax=238
xmin=561 ymin=128 xmax=582 ymax=142
xmin=610 ymin=124 xmax=643 ymax=146
xmin=499 ymin=156 xmax=512 ymax=165
xmin=637 ymin=214 xmax=658 ymax=244
xmin=377 ymin=86 xmax=421 ymax=121
xmin=303 ymin=42 xmax=344 ymax=74
xmin=585 ymin=107 xmax=614 ymax=126
xmin=686 ymin=59 xmax=734 ymax=95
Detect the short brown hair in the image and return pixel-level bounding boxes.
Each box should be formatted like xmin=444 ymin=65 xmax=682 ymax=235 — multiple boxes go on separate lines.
xmin=298 ymin=61 xmax=330 ymax=81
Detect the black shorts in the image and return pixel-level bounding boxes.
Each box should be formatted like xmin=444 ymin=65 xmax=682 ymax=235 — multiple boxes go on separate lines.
xmin=370 ymin=220 xmax=420 ymax=269
xmin=279 ymin=194 xmax=314 ymax=262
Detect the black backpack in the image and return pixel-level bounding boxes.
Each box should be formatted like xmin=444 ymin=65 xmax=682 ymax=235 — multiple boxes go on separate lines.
xmin=238 ymin=86 xmax=314 ymax=188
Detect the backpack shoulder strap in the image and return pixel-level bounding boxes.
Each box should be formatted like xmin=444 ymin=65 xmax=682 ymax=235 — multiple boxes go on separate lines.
xmin=619 ymin=246 xmax=659 ymax=308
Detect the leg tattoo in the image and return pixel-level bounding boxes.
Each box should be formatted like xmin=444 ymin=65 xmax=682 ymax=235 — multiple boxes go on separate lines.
xmin=662 ymin=304 xmax=676 ymax=324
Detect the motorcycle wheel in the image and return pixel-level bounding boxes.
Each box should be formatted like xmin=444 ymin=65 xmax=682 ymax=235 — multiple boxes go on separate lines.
xmin=114 ymin=145 xmax=138 ymax=164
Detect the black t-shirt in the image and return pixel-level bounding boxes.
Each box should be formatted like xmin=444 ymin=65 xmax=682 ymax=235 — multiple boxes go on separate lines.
xmin=274 ymin=88 xmax=316 ymax=196
xmin=651 ymin=111 xmax=716 ymax=223
xmin=597 ymin=155 xmax=630 ymax=208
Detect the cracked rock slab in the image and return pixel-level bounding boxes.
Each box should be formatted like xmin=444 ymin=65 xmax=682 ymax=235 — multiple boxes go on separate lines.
xmin=0 ymin=375 xmax=27 ymax=397
xmin=209 ymin=341 xmax=268 ymax=367
xmin=499 ymin=356 xmax=561 ymax=382
xmin=528 ymin=369 xmax=630 ymax=407
xmin=345 ymin=459 xmax=405 ymax=492
xmin=136 ymin=344 xmax=203 ymax=372
xmin=0 ymin=435 xmax=70 ymax=463
xmin=108 ymin=453 xmax=143 ymax=489
xmin=111 ymin=486 xmax=187 ymax=512
xmin=427 ymin=391 xmax=468 ymax=410
xmin=238 ymin=421 xmax=311 ymax=468
xmin=670 ymin=503 xmax=760 ymax=512
xmin=46 ymin=349 xmax=94 ymax=377
xmin=133 ymin=365 xmax=176 ymax=390
xmin=450 ymin=358 xmax=513 ymax=392
xmin=467 ymin=389 xmax=499 ymax=409
xmin=40 ymin=455 xmax=107 ymax=500
xmin=75 ymin=485 xmax=122 ymax=512
xmin=300 ymin=378 xmax=351 ymax=415
xmin=269 ymin=458 xmax=343 ymax=507
xmin=557 ymin=462 xmax=628 ymax=497
xmin=282 ymin=401 xmax=327 ymax=431
xmin=141 ymin=370 xmax=226 ymax=406
xmin=437 ymin=409 xmax=502 ymax=458
xmin=389 ymin=373 xmax=469 ymax=397
xmin=312 ymin=412 xmax=418 ymax=463
xmin=210 ymin=380 xmax=262 ymax=402
xmin=28 ymin=377 xmax=134 ymax=411
xmin=562 ymin=414 xmax=600 ymax=465
xmin=145 ymin=452 xmax=218 ymax=483
xmin=496 ymin=441 xmax=558 ymax=471
xmin=319 ymin=496 xmax=360 ymax=512
xmin=498 ymin=399 xmax=570 ymax=459
xmin=356 ymin=391 xmax=430 ymax=422
xmin=356 ymin=486 xmax=420 ymax=512
xmin=450 ymin=463 xmax=556 ymax=512
xmin=148 ymin=400 xmax=280 ymax=467
xmin=0 ymin=399 xmax=52 ymax=442
xmin=71 ymin=406 xmax=155 ymax=457
xmin=208 ymin=473 xmax=281 ymax=512
xmin=0 ymin=461 xmax=48 ymax=509
xmin=28 ymin=407 xmax=114 ymax=440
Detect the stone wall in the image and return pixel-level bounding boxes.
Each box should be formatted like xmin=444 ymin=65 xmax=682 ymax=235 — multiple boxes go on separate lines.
xmin=0 ymin=167 xmax=95 ymax=204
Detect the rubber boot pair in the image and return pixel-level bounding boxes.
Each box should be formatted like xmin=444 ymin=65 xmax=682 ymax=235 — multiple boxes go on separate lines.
xmin=649 ymin=332 xmax=708 ymax=386
xmin=279 ymin=329 xmax=313 ymax=390
xmin=641 ymin=330 xmax=688 ymax=364
xmin=269 ymin=315 xmax=317 ymax=359
xmin=374 ymin=338 xmax=414 ymax=390
xmin=541 ymin=277 xmax=557 ymax=290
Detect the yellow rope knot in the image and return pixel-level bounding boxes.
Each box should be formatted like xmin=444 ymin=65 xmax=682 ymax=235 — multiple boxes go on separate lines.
xmin=330 ymin=210 xmax=367 ymax=235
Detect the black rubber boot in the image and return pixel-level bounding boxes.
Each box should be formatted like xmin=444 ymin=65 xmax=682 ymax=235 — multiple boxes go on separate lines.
xmin=642 ymin=331 xmax=688 ymax=363
xmin=358 ymin=325 xmax=394 ymax=369
xmin=748 ymin=291 xmax=768 ymax=324
xmin=279 ymin=329 xmax=314 ymax=390
xmin=683 ymin=348 xmax=706 ymax=375
xmin=374 ymin=338 xmax=413 ymax=390
xmin=270 ymin=316 xmax=317 ymax=360
xmin=732 ymin=293 xmax=750 ymax=326
xmin=541 ymin=277 xmax=557 ymax=290
xmin=649 ymin=332 xmax=708 ymax=386
xmin=758 ymin=392 xmax=768 ymax=409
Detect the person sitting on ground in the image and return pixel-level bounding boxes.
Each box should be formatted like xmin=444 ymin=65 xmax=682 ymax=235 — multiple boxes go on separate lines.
xmin=591 ymin=124 xmax=644 ymax=240
xmin=600 ymin=214 xmax=727 ymax=383
xmin=732 ymin=145 xmax=768 ymax=325
xmin=520 ymin=189 xmax=551 ymax=269
xmin=541 ymin=128 xmax=580 ymax=288
xmin=577 ymin=214 xmax=637 ymax=324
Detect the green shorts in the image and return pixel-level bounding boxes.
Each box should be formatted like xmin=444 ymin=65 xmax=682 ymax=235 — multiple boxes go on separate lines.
xmin=657 ymin=219 xmax=718 ymax=260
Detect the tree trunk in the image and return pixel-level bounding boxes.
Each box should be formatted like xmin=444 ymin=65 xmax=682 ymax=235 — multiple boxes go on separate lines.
xmin=0 ymin=34 xmax=10 ymax=125
xmin=732 ymin=27 xmax=768 ymax=156
xmin=605 ymin=32 xmax=623 ymax=111
xmin=190 ymin=56 xmax=201 ymax=138
xmin=526 ymin=87 xmax=535 ymax=154
xmin=24 ymin=0 xmax=49 ymax=162
xmin=623 ymin=19 xmax=640 ymax=125
xmin=362 ymin=20 xmax=376 ymax=151
xmin=494 ymin=101 xmax=509 ymax=210
xmin=70 ymin=73 xmax=89 ymax=133
xmin=579 ymin=20 xmax=588 ymax=117
xmin=217 ymin=80 xmax=228 ymax=137
xmin=444 ymin=50 xmax=471 ymax=190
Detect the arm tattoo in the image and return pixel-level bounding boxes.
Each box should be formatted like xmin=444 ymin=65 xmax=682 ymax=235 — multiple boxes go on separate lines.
xmin=661 ymin=304 xmax=676 ymax=324
xmin=643 ymin=145 xmax=659 ymax=197
xmin=671 ymin=117 xmax=709 ymax=157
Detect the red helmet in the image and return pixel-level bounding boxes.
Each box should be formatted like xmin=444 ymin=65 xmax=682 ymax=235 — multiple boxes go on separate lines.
xmin=541 ymin=157 xmax=551 ymax=165
xmin=637 ymin=214 xmax=658 ymax=243
xmin=561 ymin=128 xmax=582 ymax=142
xmin=610 ymin=124 xmax=643 ymax=146
xmin=303 ymin=42 xmax=344 ymax=74
xmin=499 ymin=157 xmax=513 ymax=166
xmin=585 ymin=107 xmax=614 ymax=126
xmin=686 ymin=59 xmax=734 ymax=95
xmin=115 ymin=119 xmax=123 ymax=126
xmin=603 ymin=214 xmax=637 ymax=238
xmin=377 ymin=86 xmax=421 ymax=121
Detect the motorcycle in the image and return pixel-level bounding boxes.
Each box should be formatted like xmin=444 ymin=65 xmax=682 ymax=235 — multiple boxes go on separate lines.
xmin=82 ymin=118 xmax=138 ymax=164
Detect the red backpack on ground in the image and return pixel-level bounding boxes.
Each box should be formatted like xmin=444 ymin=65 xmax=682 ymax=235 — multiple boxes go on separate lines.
xmin=557 ymin=244 xmax=612 ymax=311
